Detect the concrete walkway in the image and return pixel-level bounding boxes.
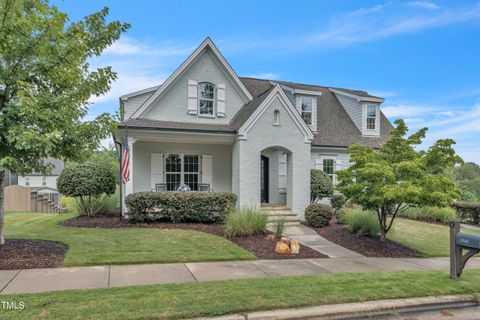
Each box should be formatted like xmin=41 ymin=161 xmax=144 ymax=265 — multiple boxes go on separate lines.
xmin=2 ymin=257 xmax=480 ymax=295
xmin=272 ymin=224 xmax=363 ymax=258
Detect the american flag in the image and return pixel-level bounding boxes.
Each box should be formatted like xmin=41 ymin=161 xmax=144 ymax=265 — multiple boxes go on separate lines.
xmin=121 ymin=133 xmax=130 ymax=184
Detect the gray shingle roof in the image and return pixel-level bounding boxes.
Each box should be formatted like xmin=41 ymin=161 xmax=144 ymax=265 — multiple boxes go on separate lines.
xmin=119 ymin=77 xmax=393 ymax=149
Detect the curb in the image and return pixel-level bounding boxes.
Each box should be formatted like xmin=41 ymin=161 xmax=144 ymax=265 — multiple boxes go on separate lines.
xmin=194 ymin=294 xmax=477 ymax=320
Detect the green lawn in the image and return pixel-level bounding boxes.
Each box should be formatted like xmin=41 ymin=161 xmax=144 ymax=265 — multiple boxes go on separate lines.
xmin=388 ymin=218 xmax=480 ymax=257
xmin=1 ymin=270 xmax=480 ymax=319
xmin=3 ymin=212 xmax=255 ymax=266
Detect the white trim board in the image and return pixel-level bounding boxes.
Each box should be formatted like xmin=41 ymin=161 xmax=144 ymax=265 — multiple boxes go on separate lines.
xmin=329 ymin=88 xmax=384 ymax=103
xmin=131 ymin=37 xmax=253 ymax=119
xmin=237 ymin=85 xmax=314 ymax=143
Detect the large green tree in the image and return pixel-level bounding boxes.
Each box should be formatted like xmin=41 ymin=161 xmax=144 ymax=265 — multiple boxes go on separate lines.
xmin=0 ymin=0 xmax=129 ymax=244
xmin=337 ymin=119 xmax=463 ymax=239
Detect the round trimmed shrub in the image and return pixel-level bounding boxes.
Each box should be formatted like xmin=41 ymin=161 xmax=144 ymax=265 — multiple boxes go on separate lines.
xmin=57 ymin=162 xmax=116 ymax=216
xmin=304 ymin=204 xmax=333 ymax=227
xmin=330 ymin=194 xmax=347 ymax=211
xmin=311 ymin=170 xmax=334 ymax=202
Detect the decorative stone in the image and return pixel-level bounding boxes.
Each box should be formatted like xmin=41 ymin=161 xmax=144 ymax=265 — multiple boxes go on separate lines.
xmin=281 ymin=236 xmax=290 ymax=245
xmin=290 ymin=239 xmax=300 ymax=254
xmin=275 ymin=241 xmax=291 ymax=255
xmin=266 ymin=234 xmax=275 ymax=241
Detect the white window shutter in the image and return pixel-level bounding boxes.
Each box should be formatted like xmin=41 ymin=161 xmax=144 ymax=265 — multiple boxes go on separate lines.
xmin=295 ymin=95 xmax=302 ymax=113
xmin=314 ymin=159 xmax=323 ymax=171
xmin=187 ymin=80 xmax=198 ymax=115
xmin=217 ymin=83 xmax=226 ymax=117
xmin=278 ymin=153 xmax=287 ymax=190
xmin=201 ymin=155 xmax=213 ymax=188
xmin=151 ymin=153 xmax=164 ymax=190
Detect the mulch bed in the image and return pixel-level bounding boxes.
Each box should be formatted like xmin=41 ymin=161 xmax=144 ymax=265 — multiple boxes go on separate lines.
xmin=61 ymin=216 xmax=327 ymax=260
xmin=309 ymin=220 xmax=418 ymax=258
xmin=0 ymin=239 xmax=68 ymax=270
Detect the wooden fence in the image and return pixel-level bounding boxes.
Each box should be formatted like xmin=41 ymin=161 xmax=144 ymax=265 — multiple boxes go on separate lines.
xmin=4 ymin=185 xmax=63 ymax=213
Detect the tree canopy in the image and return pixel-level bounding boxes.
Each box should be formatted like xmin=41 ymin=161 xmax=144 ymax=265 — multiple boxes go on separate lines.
xmin=0 ymin=0 xmax=129 ymax=243
xmin=310 ymin=169 xmax=334 ymax=203
xmin=337 ymin=119 xmax=463 ymax=239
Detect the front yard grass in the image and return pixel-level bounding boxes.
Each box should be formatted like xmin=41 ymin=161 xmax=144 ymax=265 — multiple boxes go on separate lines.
xmin=3 ymin=212 xmax=255 ymax=266
xmin=2 ymin=270 xmax=480 ymax=319
xmin=388 ymin=218 xmax=480 ymax=257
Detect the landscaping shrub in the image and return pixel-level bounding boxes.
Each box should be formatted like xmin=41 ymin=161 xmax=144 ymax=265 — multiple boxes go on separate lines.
xmin=225 ymin=207 xmax=267 ymax=238
xmin=311 ymin=170 xmax=333 ymax=202
xmin=452 ymin=201 xmax=480 ymax=225
xmin=125 ymin=192 xmax=237 ymax=223
xmin=272 ymin=218 xmax=286 ymax=239
xmin=335 ymin=207 xmax=348 ymax=224
xmin=330 ymin=194 xmax=347 ymax=211
xmin=57 ymin=162 xmax=116 ymax=216
xmin=400 ymin=206 xmax=456 ymax=224
xmin=344 ymin=208 xmax=380 ymax=237
xmin=304 ymin=204 xmax=334 ymax=227
xmin=60 ymin=187 xmax=120 ymax=215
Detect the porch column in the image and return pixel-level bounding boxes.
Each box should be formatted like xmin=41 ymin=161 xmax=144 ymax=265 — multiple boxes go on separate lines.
xmin=123 ymin=137 xmax=136 ymax=214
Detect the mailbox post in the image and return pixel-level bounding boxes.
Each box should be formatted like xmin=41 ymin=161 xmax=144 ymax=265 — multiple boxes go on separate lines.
xmin=450 ymin=221 xmax=480 ymax=279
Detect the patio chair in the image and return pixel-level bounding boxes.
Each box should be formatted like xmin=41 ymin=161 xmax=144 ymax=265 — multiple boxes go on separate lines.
xmin=198 ymin=183 xmax=211 ymax=192
xmin=155 ymin=183 xmax=167 ymax=192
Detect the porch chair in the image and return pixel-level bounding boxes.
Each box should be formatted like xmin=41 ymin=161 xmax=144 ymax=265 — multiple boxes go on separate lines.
xmin=198 ymin=183 xmax=212 ymax=192
xmin=155 ymin=183 xmax=167 ymax=192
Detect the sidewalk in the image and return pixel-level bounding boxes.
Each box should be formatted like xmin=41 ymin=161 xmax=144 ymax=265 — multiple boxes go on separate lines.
xmin=2 ymin=257 xmax=480 ymax=295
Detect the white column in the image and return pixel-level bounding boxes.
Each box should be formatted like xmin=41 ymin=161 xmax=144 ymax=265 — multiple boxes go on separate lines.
xmin=125 ymin=137 xmax=136 ymax=196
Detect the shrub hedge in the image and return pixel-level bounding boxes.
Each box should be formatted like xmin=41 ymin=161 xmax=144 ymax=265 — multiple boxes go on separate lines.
xmin=452 ymin=201 xmax=480 ymax=225
xmin=125 ymin=192 xmax=237 ymax=223
xmin=304 ymin=204 xmax=333 ymax=227
xmin=400 ymin=206 xmax=456 ymax=224
xmin=311 ymin=170 xmax=334 ymax=202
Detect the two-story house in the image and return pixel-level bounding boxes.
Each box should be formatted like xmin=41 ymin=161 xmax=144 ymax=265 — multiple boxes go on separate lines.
xmin=115 ymin=37 xmax=392 ymax=219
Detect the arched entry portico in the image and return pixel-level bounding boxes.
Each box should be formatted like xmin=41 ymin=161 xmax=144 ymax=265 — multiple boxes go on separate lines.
xmin=260 ymin=146 xmax=292 ymax=208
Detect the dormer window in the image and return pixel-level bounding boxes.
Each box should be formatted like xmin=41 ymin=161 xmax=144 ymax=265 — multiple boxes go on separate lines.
xmin=301 ymin=97 xmax=313 ymax=125
xmin=366 ymin=104 xmax=377 ymax=130
xmin=198 ymin=82 xmax=215 ymax=116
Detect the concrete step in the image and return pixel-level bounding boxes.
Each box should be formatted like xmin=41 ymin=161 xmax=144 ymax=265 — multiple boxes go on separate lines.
xmin=264 ymin=211 xmax=296 ymax=216
xmin=267 ymin=220 xmax=301 ymax=227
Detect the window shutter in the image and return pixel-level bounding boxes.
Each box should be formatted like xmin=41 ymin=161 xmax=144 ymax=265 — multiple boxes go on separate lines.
xmin=278 ymin=153 xmax=287 ymax=191
xmin=201 ymin=155 xmax=213 ymax=188
xmin=217 ymin=83 xmax=226 ymax=117
xmin=151 ymin=153 xmax=164 ymax=190
xmin=314 ymin=159 xmax=323 ymax=171
xmin=187 ymin=80 xmax=198 ymax=115
xmin=295 ymin=95 xmax=302 ymax=113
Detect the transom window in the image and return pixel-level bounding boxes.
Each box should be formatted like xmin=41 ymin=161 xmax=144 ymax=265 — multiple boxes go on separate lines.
xmin=198 ymin=82 xmax=215 ymax=116
xmin=323 ymin=159 xmax=335 ymax=181
xmin=366 ymin=104 xmax=377 ymax=130
xmin=301 ymin=97 xmax=313 ymax=125
xmin=165 ymin=154 xmax=199 ymax=191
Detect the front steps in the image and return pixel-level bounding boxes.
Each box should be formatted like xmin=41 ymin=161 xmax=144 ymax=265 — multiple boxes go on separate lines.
xmin=261 ymin=204 xmax=301 ymax=226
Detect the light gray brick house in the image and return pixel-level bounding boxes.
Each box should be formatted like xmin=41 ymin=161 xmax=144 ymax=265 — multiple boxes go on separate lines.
xmin=115 ymin=37 xmax=392 ymax=220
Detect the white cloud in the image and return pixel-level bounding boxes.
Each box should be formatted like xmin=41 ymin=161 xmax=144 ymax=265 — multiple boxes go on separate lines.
xmin=407 ymin=1 xmax=441 ymax=10
xmin=244 ymin=72 xmax=279 ymax=80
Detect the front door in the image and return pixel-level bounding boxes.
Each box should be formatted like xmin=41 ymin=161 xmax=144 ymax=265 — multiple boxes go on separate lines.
xmin=260 ymin=155 xmax=269 ymax=203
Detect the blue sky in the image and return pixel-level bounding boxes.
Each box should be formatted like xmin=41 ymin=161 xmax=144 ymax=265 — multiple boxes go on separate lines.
xmin=54 ymin=0 xmax=480 ymax=162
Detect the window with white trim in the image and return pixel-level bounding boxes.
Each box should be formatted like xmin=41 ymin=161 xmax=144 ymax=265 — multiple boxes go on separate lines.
xmin=42 ymin=176 xmax=47 ymax=186
xmin=198 ymin=82 xmax=215 ymax=116
xmin=322 ymin=159 xmax=336 ymax=181
xmin=366 ymin=104 xmax=377 ymax=130
xmin=25 ymin=177 xmax=30 ymax=187
xmin=165 ymin=154 xmax=199 ymax=191
xmin=301 ymin=97 xmax=313 ymax=125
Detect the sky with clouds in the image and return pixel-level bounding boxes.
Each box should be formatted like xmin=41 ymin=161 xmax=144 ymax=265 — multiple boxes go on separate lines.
xmin=53 ymin=0 xmax=480 ymax=162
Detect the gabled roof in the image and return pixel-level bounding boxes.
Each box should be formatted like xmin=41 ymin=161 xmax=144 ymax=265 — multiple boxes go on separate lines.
xmin=130 ymin=37 xmax=253 ymax=118
xmin=237 ymin=84 xmax=314 ymax=143
xmin=329 ymin=87 xmax=384 ymax=103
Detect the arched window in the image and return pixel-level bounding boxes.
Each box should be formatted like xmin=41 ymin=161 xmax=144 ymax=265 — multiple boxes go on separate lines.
xmin=198 ymin=82 xmax=215 ymax=116
xmin=273 ymin=109 xmax=280 ymax=125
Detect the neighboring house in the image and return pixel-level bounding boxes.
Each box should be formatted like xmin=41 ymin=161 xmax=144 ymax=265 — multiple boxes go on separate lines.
xmin=16 ymin=158 xmax=65 ymax=202
xmin=115 ymin=37 xmax=392 ymax=219
xmin=2 ymin=171 xmax=18 ymax=187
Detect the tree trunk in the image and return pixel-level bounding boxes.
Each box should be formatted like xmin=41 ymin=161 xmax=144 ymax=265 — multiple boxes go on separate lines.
xmin=0 ymin=172 xmax=5 ymax=245
xmin=379 ymin=207 xmax=387 ymax=241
